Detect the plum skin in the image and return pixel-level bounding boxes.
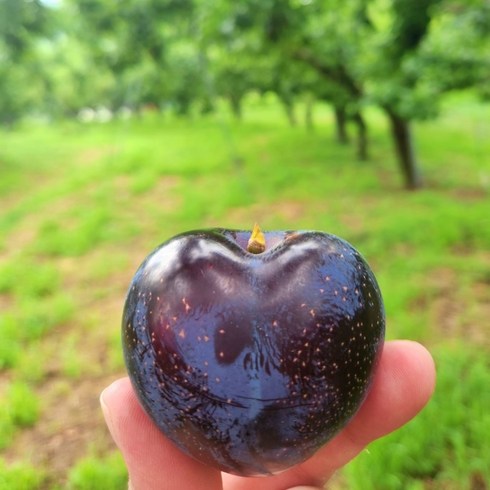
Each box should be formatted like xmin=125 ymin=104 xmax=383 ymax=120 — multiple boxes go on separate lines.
xmin=122 ymin=229 xmax=385 ymax=476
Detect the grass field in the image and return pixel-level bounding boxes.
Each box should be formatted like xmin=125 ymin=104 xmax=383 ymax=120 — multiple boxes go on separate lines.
xmin=0 ymin=92 xmax=489 ymax=489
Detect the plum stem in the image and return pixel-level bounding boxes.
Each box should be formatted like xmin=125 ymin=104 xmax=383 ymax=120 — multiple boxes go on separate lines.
xmin=247 ymin=223 xmax=266 ymax=254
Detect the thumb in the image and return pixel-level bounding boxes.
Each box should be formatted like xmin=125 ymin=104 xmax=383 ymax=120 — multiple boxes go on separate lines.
xmin=100 ymin=377 xmax=222 ymax=490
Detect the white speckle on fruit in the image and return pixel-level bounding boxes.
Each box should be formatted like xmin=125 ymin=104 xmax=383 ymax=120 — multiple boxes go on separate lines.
xmin=182 ymin=297 xmax=191 ymax=313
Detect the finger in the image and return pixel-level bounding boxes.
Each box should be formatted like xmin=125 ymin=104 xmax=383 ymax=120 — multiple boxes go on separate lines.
xmin=223 ymin=340 xmax=436 ymax=490
xmin=100 ymin=377 xmax=222 ymax=490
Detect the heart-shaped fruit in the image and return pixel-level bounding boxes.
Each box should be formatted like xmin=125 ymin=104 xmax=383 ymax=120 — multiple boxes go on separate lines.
xmin=122 ymin=226 xmax=385 ymax=476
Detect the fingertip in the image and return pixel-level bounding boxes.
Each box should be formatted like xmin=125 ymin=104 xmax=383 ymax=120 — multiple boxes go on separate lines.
xmin=344 ymin=339 xmax=436 ymax=448
xmin=382 ymin=340 xmax=436 ymax=412
xmin=100 ymin=378 xmax=131 ymax=448
xmin=408 ymin=340 xmax=436 ymax=395
xmin=100 ymin=377 xmax=130 ymax=405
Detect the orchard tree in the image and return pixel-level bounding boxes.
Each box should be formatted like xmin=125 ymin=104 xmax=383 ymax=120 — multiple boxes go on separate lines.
xmin=358 ymin=0 xmax=443 ymax=189
xmin=260 ymin=55 xmax=315 ymax=128
xmin=288 ymin=0 xmax=371 ymax=159
xmin=203 ymin=0 xmax=372 ymax=159
xmin=0 ymin=0 xmax=51 ymax=125
xmin=67 ymin=0 xmax=205 ymax=113
xmin=204 ymin=18 xmax=260 ymax=120
xmin=202 ymin=0 xmax=489 ymax=188
xmin=418 ymin=1 xmax=490 ymax=97
xmin=362 ymin=0 xmax=490 ymax=188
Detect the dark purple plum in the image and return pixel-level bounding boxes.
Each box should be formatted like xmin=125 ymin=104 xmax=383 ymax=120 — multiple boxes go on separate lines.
xmin=122 ymin=228 xmax=385 ymax=476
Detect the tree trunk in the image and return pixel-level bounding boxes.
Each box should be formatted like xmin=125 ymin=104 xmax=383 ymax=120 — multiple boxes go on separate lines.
xmin=285 ymin=104 xmax=297 ymax=127
xmin=229 ymin=95 xmax=242 ymax=120
xmin=352 ymin=111 xmax=368 ymax=161
xmin=304 ymin=93 xmax=314 ymax=132
xmin=386 ymin=110 xmax=423 ymax=189
xmin=279 ymin=96 xmax=297 ymax=127
xmin=333 ymin=105 xmax=349 ymax=144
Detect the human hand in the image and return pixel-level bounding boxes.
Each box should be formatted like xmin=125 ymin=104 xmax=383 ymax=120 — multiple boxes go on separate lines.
xmin=100 ymin=340 xmax=435 ymax=490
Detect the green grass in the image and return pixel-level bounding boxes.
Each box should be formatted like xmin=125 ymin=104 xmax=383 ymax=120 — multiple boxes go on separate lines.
xmin=0 ymin=91 xmax=489 ymax=488
xmin=0 ymin=459 xmax=46 ymax=490
xmin=0 ymin=382 xmax=40 ymax=450
xmin=67 ymin=452 xmax=127 ymax=490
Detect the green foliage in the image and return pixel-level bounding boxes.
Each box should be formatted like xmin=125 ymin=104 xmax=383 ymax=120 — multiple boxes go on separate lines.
xmin=0 ymin=382 xmax=40 ymax=449
xmin=0 ymin=403 xmax=15 ymax=450
xmin=0 ymin=62 xmax=36 ymax=126
xmin=60 ymin=333 xmax=86 ymax=379
xmin=5 ymin=382 xmax=40 ymax=428
xmin=0 ymin=0 xmax=49 ymax=60
xmin=0 ymin=0 xmax=50 ymax=124
xmin=0 ymin=459 xmax=45 ymax=490
xmin=67 ymin=452 xmax=127 ymax=490
xmin=419 ymin=4 xmax=490 ymax=95
xmin=0 ymin=287 xmax=74 ymax=370
xmin=14 ymin=293 xmax=75 ymax=340
xmin=0 ymin=316 xmax=21 ymax=370
xmin=0 ymin=0 xmax=486 ymax=123
xmin=35 ymin=207 xmax=113 ymax=257
xmin=0 ymin=259 xmax=60 ymax=297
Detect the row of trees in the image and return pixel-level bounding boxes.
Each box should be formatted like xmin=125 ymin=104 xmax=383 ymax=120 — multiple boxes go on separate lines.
xmin=1 ymin=0 xmax=489 ymax=188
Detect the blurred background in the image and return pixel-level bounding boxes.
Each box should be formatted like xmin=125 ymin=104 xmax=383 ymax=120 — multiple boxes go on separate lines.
xmin=0 ymin=0 xmax=489 ymax=489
